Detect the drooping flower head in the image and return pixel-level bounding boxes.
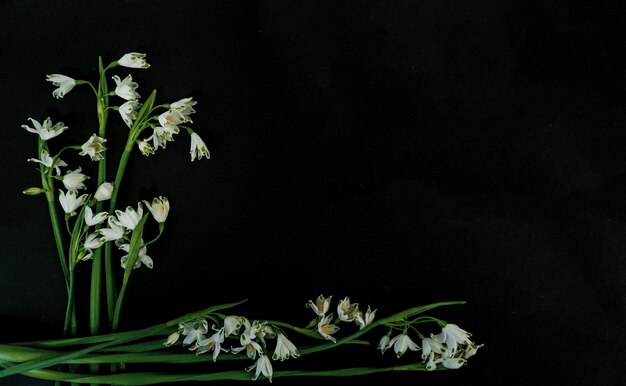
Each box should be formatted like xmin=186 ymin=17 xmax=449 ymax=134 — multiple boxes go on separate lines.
xmin=170 ymin=97 xmax=197 ymax=122
xmin=354 ymin=306 xmax=377 ymax=330
xmin=27 ymin=149 xmax=67 ymax=175
xmin=273 ymin=333 xmax=300 ymax=361
xmin=84 ymin=206 xmax=108 ymax=226
xmin=195 ymin=327 xmax=226 ymax=362
xmin=112 ymin=74 xmax=140 ymax=101
xmin=94 ymin=182 xmax=113 ymax=201
xmin=138 ymin=140 xmax=155 ymax=156
xmin=117 ymin=52 xmax=150 ymax=69
xmin=118 ymin=100 xmax=141 ymax=128
xmin=115 ymin=203 xmax=143 ymax=230
xmin=80 ymin=134 xmax=107 ymax=161
xmin=190 ymin=132 xmax=210 ymax=162
xmin=22 ymin=117 xmax=68 ymax=141
xmin=46 ymin=74 xmax=77 ymax=99
xmin=120 ymin=242 xmax=153 ymax=269
xmin=143 ymin=196 xmax=169 ymax=223
xmin=179 ymin=319 xmax=209 ymax=347
xmin=246 ymin=354 xmax=273 ymax=382
xmin=388 ymin=333 xmax=420 ymax=358
xmin=62 ymin=167 xmax=88 ymax=192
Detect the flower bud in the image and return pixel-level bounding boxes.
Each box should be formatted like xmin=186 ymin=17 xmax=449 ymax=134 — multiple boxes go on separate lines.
xmin=95 ymin=182 xmax=113 ymax=201
xmin=22 ymin=187 xmax=45 ymax=195
xmin=163 ymin=331 xmax=180 ymax=347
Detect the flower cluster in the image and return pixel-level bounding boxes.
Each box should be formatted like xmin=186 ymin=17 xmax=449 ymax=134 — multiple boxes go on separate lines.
xmin=306 ymin=294 xmax=376 ymax=342
xmin=378 ymin=322 xmax=483 ymax=371
xmin=171 ymin=315 xmax=300 ymax=382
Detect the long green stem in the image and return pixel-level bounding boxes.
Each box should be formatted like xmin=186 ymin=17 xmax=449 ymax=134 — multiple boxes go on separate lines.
xmin=63 ymin=269 xmax=75 ymax=337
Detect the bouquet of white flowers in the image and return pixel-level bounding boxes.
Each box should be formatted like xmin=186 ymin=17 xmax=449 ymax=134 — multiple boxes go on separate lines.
xmin=0 ymin=52 xmax=481 ymax=384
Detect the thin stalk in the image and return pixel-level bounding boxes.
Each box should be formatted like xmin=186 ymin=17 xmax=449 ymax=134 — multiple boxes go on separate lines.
xmin=63 ymin=268 xmax=75 ymax=336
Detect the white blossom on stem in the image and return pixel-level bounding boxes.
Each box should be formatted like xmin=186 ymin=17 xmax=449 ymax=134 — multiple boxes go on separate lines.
xmin=138 ymin=140 xmax=155 ymax=156
xmin=99 ymin=217 xmax=125 ymax=242
xmin=170 ymin=97 xmax=196 ymax=122
xmin=354 ymin=306 xmax=377 ymax=330
xmin=195 ymin=327 xmax=226 ymax=362
xmin=307 ymin=294 xmax=332 ymax=317
xmin=378 ymin=335 xmax=390 ymax=354
xmin=27 ymin=149 xmax=67 ymax=175
xmin=82 ymin=232 xmax=104 ymax=261
xmin=84 ymin=206 xmax=107 ymax=226
xmin=94 ymin=182 xmax=113 ymax=201
xmin=317 ymin=314 xmax=339 ymax=342
xmin=272 ymin=333 xmax=300 ymax=361
xmin=246 ymin=354 xmax=273 ymax=382
xmin=58 ymin=189 xmax=87 ymax=216
xmin=388 ymin=333 xmax=420 ymax=358
xmin=337 ymin=297 xmax=359 ymax=322
xmin=80 ymin=134 xmax=107 ymax=161
xmin=62 ymin=167 xmax=88 ymax=192
xmin=163 ymin=332 xmax=181 ymax=347
xmin=22 ymin=117 xmax=68 ymax=141
xmin=118 ymin=100 xmax=141 ymax=128
xmin=189 ymin=132 xmax=210 ymax=161
xmin=112 ymin=74 xmax=140 ymax=101
xmin=143 ymin=196 xmax=169 ymax=223
xmin=115 ymin=203 xmax=143 ymax=230
xmin=117 ymin=52 xmax=150 ymax=69
xmin=46 ymin=74 xmax=76 ymax=99
xmin=224 ymin=316 xmax=245 ymax=337
xmin=179 ymin=319 xmax=208 ymax=346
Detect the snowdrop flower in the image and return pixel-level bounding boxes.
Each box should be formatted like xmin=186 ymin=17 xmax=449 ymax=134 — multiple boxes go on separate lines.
xmin=99 ymin=217 xmax=125 ymax=242
xmin=27 ymin=149 xmax=67 ymax=175
xmin=195 ymin=327 xmax=226 ymax=362
xmin=179 ymin=319 xmax=208 ymax=346
xmin=189 ymin=132 xmax=210 ymax=161
xmin=158 ymin=109 xmax=184 ymax=133
xmin=117 ymin=52 xmax=150 ymax=69
xmin=337 ymin=297 xmax=359 ymax=322
xmin=163 ymin=332 xmax=181 ymax=347
xmin=84 ymin=206 xmax=107 ymax=226
xmin=463 ymin=343 xmax=484 ymax=359
xmin=62 ymin=167 xmax=88 ymax=191
xmin=137 ymin=140 xmax=155 ymax=156
xmin=46 ymin=74 xmax=76 ymax=99
xmin=115 ymin=203 xmax=143 ymax=230
xmin=94 ymin=182 xmax=113 ymax=201
xmin=143 ymin=196 xmax=169 ymax=223
xmin=82 ymin=232 xmax=104 ymax=261
xmin=80 ymin=134 xmax=107 ymax=161
xmin=232 ymin=340 xmax=263 ymax=360
xmin=170 ymin=97 xmax=196 ymax=122
xmin=239 ymin=319 xmax=260 ymax=346
xmin=58 ymin=190 xmax=87 ymax=216
xmin=442 ymin=357 xmax=466 ymax=369
xmin=378 ymin=335 xmax=390 ymax=354
xmin=119 ymin=242 xmax=153 ymax=269
xmin=224 ymin=316 xmax=245 ymax=337
xmin=22 ymin=117 xmax=68 ymax=141
xmin=307 ymin=294 xmax=332 ymax=317
xmin=421 ymin=337 xmax=446 ymax=361
xmin=317 ymin=314 xmax=339 ymax=342
xmin=149 ymin=125 xmax=178 ymax=150
xmin=118 ymin=100 xmax=141 ymax=128
xmin=388 ymin=333 xmax=420 ymax=358
xmin=112 ymin=74 xmax=140 ymax=101
xmin=246 ymin=354 xmax=273 ymax=382
xmin=273 ymin=333 xmax=300 ymax=361
xmin=354 ymin=306 xmax=377 ymax=330
xmin=432 ymin=323 xmax=473 ymax=353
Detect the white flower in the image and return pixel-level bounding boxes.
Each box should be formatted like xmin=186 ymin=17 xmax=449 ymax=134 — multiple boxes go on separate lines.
xmin=442 ymin=357 xmax=466 ymax=369
xmin=118 ymin=52 xmax=150 ymax=69
xmin=99 ymin=217 xmax=125 ymax=242
xmin=463 ymin=343 xmax=483 ymax=359
xmin=337 ymin=297 xmax=359 ymax=322
xmin=158 ymin=109 xmax=184 ymax=129
xmin=246 ymin=354 xmax=273 ymax=382
xmin=58 ymin=190 xmax=87 ymax=216
xmin=317 ymin=314 xmax=339 ymax=342
xmin=170 ymin=97 xmax=196 ymax=122
xmin=307 ymin=294 xmax=332 ymax=317
xmin=179 ymin=319 xmax=208 ymax=346
xmin=273 ymin=333 xmax=300 ymax=361
xmin=95 ymin=182 xmax=113 ymax=201
xmin=355 ymin=306 xmax=376 ymax=330
xmin=118 ymin=100 xmax=141 ymax=128
xmin=119 ymin=241 xmax=153 ymax=269
xmin=163 ymin=332 xmax=180 ymax=347
xmin=149 ymin=124 xmax=179 ymax=150
xmin=189 ymin=132 xmax=210 ymax=161
xmin=46 ymin=74 xmax=76 ymax=99
xmin=27 ymin=149 xmax=67 ymax=175
xmin=80 ymin=134 xmax=107 ymax=161
xmin=84 ymin=206 xmax=108 ymax=226
xmin=425 ymin=351 xmax=440 ymax=371
xmin=432 ymin=323 xmax=473 ymax=354
xmin=388 ymin=333 xmax=420 ymax=358
xmin=232 ymin=340 xmax=263 ymax=360
xmin=138 ymin=140 xmax=155 ymax=156
xmin=421 ymin=337 xmax=447 ymax=361
xmin=239 ymin=319 xmax=260 ymax=346
xmin=112 ymin=74 xmax=140 ymax=101
xmin=143 ymin=196 xmax=169 ymax=223
xmin=115 ymin=203 xmax=143 ymax=230
xmin=256 ymin=323 xmax=276 ymax=347
xmin=195 ymin=327 xmax=226 ymax=362
xmin=378 ymin=335 xmax=390 ymax=353
xmin=224 ymin=316 xmax=245 ymax=337
xmin=82 ymin=232 xmax=104 ymax=261
xmin=22 ymin=117 xmax=68 ymax=141
xmin=62 ymin=167 xmax=88 ymax=191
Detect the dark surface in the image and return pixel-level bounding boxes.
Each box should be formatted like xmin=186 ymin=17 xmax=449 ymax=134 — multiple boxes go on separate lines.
xmin=1 ymin=0 xmax=625 ymax=385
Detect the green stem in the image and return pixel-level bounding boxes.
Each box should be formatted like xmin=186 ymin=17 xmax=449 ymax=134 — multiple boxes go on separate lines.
xmin=111 ymin=275 xmax=130 ymax=332
xmin=63 ymin=268 xmax=75 ymax=337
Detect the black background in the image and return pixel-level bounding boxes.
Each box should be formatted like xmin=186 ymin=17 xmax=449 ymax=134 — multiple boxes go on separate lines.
xmin=1 ymin=0 xmax=625 ymax=385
